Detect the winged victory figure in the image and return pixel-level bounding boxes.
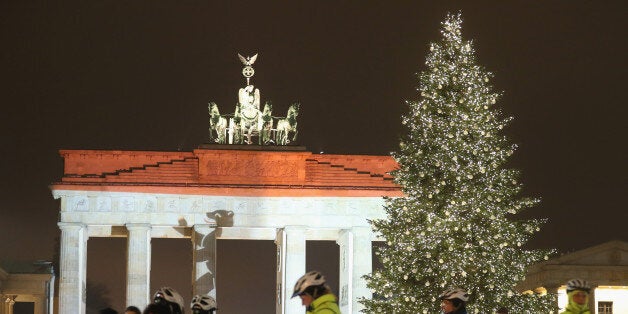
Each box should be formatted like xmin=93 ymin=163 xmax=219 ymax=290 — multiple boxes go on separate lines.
xmin=238 ymin=53 xmax=258 ymax=66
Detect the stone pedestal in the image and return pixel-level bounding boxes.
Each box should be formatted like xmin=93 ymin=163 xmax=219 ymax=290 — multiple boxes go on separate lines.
xmin=126 ymin=223 xmax=152 ymax=310
xmin=57 ymin=222 xmax=87 ymax=314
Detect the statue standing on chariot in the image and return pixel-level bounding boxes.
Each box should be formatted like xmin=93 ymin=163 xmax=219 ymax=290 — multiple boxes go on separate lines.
xmin=208 ymin=53 xmax=299 ymax=145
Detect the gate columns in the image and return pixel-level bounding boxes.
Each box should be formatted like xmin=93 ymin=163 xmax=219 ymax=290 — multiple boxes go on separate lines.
xmin=126 ymin=223 xmax=152 ymax=310
xmin=338 ymin=227 xmax=372 ymax=314
xmin=276 ymin=226 xmax=306 ymax=314
xmin=57 ymin=222 xmax=88 ymax=314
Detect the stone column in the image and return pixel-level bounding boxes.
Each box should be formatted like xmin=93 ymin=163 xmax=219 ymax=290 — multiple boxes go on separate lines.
xmin=4 ymin=295 xmax=16 ymax=314
xmin=275 ymin=230 xmax=284 ymax=314
xmin=126 ymin=223 xmax=152 ymax=310
xmin=337 ymin=227 xmax=372 ymax=314
xmin=352 ymin=227 xmax=372 ymax=313
xmin=276 ymin=226 xmax=306 ymax=314
xmin=337 ymin=230 xmax=353 ymax=314
xmin=192 ymin=223 xmax=217 ymax=299
xmin=0 ymin=295 xmax=15 ymax=314
xmin=58 ymin=222 xmax=88 ymax=314
xmin=47 ymin=275 xmax=56 ymax=314
xmin=588 ymin=285 xmax=598 ymax=314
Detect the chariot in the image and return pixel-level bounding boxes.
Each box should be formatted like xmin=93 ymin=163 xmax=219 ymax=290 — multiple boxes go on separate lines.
xmin=208 ymin=54 xmax=299 ymax=146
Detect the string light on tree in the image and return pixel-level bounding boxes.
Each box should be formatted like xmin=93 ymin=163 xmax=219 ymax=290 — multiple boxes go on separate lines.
xmin=360 ymin=12 xmax=556 ymax=313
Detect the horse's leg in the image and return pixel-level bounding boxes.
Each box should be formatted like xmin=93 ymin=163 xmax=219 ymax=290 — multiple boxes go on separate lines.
xmin=292 ymin=128 xmax=298 ymax=142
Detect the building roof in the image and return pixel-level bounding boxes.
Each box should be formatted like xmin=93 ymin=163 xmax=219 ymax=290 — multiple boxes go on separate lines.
xmin=518 ymin=240 xmax=628 ymax=291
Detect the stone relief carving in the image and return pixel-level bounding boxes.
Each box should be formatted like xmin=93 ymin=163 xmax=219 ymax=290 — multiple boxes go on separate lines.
xmin=96 ymin=197 xmax=111 ymax=211
xmin=119 ymin=197 xmax=135 ymax=212
xmin=183 ymin=198 xmax=203 ymax=213
xmin=164 ymin=198 xmax=179 ymax=212
xmin=143 ymin=198 xmax=156 ymax=212
xmin=234 ymin=200 xmax=247 ymax=211
xmin=205 ymin=160 xmax=298 ymax=178
xmin=72 ymin=196 xmax=88 ymax=212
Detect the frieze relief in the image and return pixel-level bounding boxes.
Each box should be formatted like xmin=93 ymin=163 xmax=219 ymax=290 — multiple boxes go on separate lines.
xmin=61 ymin=193 xmax=385 ymax=219
xmin=233 ymin=200 xmax=248 ymax=212
xmin=71 ymin=196 xmax=89 ymax=212
xmin=139 ymin=197 xmax=157 ymax=213
xmin=206 ymin=199 xmax=227 ymax=213
xmin=96 ymin=197 xmax=111 ymax=211
xmin=162 ymin=197 xmax=180 ymax=212
xmin=204 ymin=159 xmax=298 ymax=178
xmin=119 ymin=197 xmax=135 ymax=212
xmin=183 ymin=198 xmax=203 ymax=213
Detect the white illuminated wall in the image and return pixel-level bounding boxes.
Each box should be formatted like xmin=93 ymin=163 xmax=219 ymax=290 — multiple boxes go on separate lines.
xmin=557 ymin=288 xmax=567 ymax=311
xmin=557 ymin=286 xmax=628 ymax=314
xmin=595 ymin=287 xmax=628 ymax=314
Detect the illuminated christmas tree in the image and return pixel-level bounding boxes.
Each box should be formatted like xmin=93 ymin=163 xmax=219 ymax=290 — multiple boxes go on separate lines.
xmin=361 ymin=13 xmax=557 ymax=313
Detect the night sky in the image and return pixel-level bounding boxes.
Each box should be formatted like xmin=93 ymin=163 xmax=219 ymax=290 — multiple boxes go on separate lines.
xmin=1 ymin=1 xmax=626 ymax=313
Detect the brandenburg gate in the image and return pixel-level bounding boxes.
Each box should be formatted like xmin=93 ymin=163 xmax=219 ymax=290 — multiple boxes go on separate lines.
xmin=50 ymin=54 xmax=402 ymax=314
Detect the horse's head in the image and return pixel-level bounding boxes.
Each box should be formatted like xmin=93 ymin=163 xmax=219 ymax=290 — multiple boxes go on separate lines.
xmin=287 ymin=103 xmax=300 ymax=121
xmin=209 ymin=103 xmax=221 ymax=124
xmin=263 ymin=102 xmax=273 ymax=114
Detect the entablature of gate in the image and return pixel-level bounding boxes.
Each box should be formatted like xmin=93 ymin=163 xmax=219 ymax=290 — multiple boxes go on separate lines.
xmin=51 ymin=148 xmax=402 ymax=197
xmin=51 ymin=148 xmax=402 ymax=242
xmin=52 ymin=191 xmax=388 ymax=230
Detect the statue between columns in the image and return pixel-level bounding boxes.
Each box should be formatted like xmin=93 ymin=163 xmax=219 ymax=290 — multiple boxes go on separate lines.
xmin=208 ymin=53 xmax=300 ymax=145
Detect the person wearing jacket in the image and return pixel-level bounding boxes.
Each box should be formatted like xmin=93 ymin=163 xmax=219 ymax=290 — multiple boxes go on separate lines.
xmin=439 ymin=288 xmax=469 ymax=314
xmin=291 ymin=271 xmax=341 ymax=314
xmin=560 ymin=279 xmax=591 ymax=314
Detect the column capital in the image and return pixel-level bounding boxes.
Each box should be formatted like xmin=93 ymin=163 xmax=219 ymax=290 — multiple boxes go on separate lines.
xmin=337 ymin=229 xmax=352 ymax=245
xmin=57 ymin=222 xmax=86 ymax=230
xmin=125 ymin=223 xmax=152 ymax=231
xmin=351 ymin=226 xmax=372 ymax=235
xmin=283 ymin=225 xmax=306 ymax=233
xmin=0 ymin=294 xmax=16 ymax=302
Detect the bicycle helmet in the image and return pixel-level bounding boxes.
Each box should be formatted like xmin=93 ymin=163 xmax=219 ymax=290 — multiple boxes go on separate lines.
xmin=439 ymin=288 xmax=469 ymax=302
xmin=154 ymin=286 xmax=185 ymax=314
xmin=566 ymin=279 xmax=591 ymax=293
xmin=291 ymin=271 xmax=326 ymax=298
xmin=190 ymin=294 xmax=217 ymax=313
